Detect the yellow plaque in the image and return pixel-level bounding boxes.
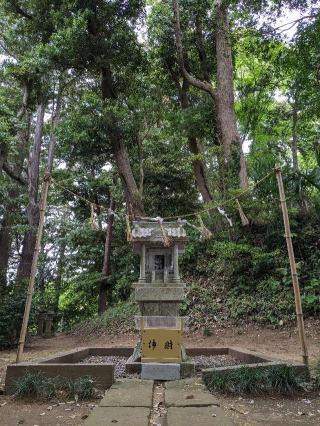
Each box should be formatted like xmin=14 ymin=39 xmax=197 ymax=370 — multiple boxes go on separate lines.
xmin=141 ymin=328 xmax=181 ymax=363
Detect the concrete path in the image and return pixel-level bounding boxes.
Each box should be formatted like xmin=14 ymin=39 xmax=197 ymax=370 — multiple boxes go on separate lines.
xmin=166 ymin=379 xmax=233 ymax=426
xmin=83 ymin=378 xmax=233 ymax=426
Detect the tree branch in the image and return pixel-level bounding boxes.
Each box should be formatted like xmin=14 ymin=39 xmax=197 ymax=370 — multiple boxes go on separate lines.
xmin=0 ymin=39 xmax=18 ymax=60
xmin=3 ymin=161 xmax=27 ymax=185
xmin=172 ymin=0 xmax=215 ymax=99
xmin=11 ymin=1 xmax=33 ymax=19
xmin=195 ymin=14 xmax=211 ymax=82
xmin=274 ymin=10 xmax=320 ymax=31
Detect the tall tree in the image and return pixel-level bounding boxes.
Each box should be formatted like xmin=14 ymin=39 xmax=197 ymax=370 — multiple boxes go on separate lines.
xmin=0 ymin=82 xmax=31 ymax=291
xmin=16 ymin=98 xmax=45 ymax=282
xmin=98 ymin=195 xmax=115 ymax=315
xmin=214 ymin=1 xmax=248 ymax=190
xmin=172 ymin=0 xmax=248 ymax=190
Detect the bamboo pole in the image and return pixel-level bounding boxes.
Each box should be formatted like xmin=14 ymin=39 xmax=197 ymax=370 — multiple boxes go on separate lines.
xmin=275 ymin=164 xmax=309 ymax=367
xmin=16 ymin=173 xmax=51 ymax=363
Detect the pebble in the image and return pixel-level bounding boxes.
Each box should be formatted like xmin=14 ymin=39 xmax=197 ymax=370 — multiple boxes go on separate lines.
xmin=80 ymin=356 xmax=135 ymax=379
xmin=192 ymin=355 xmax=243 ymax=371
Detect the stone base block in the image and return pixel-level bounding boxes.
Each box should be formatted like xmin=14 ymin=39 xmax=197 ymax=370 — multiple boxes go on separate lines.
xmin=135 ymin=286 xmax=185 ymax=302
xmin=141 ymin=362 xmax=180 ymax=380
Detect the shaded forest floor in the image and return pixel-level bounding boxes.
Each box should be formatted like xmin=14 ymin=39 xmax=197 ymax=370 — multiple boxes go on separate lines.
xmin=1 ymin=320 xmax=320 ymax=425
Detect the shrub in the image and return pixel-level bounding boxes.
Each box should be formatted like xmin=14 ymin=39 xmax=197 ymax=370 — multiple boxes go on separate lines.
xmin=0 ymin=285 xmax=36 ymax=350
xmin=14 ymin=371 xmax=96 ymax=400
xmin=204 ymin=365 xmax=303 ymax=395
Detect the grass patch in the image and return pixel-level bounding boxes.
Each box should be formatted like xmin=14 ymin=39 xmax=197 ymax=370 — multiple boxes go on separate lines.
xmin=204 ymin=365 xmax=304 ymax=395
xmin=14 ymin=371 xmax=96 ymax=400
xmin=58 ymin=376 xmax=96 ymax=400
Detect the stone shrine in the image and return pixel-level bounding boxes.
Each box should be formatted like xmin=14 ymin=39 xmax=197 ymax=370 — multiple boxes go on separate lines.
xmin=131 ymin=220 xmax=194 ymax=379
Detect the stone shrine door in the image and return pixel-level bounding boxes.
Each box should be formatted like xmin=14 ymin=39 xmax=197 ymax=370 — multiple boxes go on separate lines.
xmin=148 ymin=249 xmax=173 ymax=283
xmin=154 ymin=254 xmax=165 ymax=271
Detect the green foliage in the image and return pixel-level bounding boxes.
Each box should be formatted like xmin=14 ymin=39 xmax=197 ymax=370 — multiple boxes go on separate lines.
xmin=0 ymin=285 xmax=36 ymax=350
xmin=71 ymin=298 xmax=138 ymax=337
xmin=14 ymin=371 xmax=95 ymax=400
xmin=182 ymin=204 xmax=320 ymax=327
xmin=1 ymin=0 xmax=320 ymax=341
xmin=204 ymin=365 xmax=303 ymax=395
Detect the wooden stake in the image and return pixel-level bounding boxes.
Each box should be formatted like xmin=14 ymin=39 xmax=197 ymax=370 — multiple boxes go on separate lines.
xmin=275 ymin=164 xmax=309 ymax=367
xmin=16 ymin=173 xmax=51 ymax=363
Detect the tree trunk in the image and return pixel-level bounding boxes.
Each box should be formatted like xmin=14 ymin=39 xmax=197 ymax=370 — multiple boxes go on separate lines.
xmin=0 ymin=211 xmax=11 ymax=293
xmin=179 ymin=82 xmax=213 ymax=202
xmin=16 ymin=101 xmax=45 ymax=283
xmin=0 ymin=83 xmax=31 ymax=291
xmin=100 ymin=68 xmax=145 ymax=218
xmin=53 ymin=235 xmax=66 ymax=327
xmin=292 ymin=102 xmax=299 ymax=172
xmin=215 ymin=2 xmax=248 ymax=190
xmin=98 ymin=196 xmax=115 ymax=315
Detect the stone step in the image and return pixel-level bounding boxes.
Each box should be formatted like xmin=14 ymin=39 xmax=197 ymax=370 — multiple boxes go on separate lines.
xmin=99 ymin=379 xmax=153 ymax=407
xmin=165 ymin=379 xmax=234 ymax=426
xmin=167 ymin=406 xmax=234 ymax=426
xmin=84 ymin=406 xmax=150 ymax=426
xmin=83 ymin=379 xmax=152 ymax=426
xmin=83 ymin=378 xmax=234 ymax=426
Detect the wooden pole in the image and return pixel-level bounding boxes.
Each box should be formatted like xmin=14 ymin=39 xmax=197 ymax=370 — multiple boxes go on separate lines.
xmin=16 ymin=173 xmax=51 ymax=363
xmin=275 ymin=164 xmax=309 ymax=367
xmin=16 ymin=80 xmax=62 ymax=363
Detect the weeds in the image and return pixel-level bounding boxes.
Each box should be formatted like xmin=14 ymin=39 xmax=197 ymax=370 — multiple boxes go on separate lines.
xmin=204 ymin=365 xmax=303 ymax=395
xmin=14 ymin=371 xmax=96 ymax=400
xmin=58 ymin=376 xmax=96 ymax=400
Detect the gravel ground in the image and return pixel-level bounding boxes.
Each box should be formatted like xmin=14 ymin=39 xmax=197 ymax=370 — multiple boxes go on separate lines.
xmin=192 ymin=355 xmax=243 ymax=372
xmin=79 ymin=354 xmax=244 ymax=378
xmin=79 ymin=356 xmax=131 ymax=378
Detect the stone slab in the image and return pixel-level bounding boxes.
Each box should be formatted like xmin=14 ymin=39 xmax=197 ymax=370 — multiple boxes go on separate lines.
xmin=133 ymin=281 xmax=186 ymax=288
xmin=83 ymin=406 xmax=149 ymax=426
xmin=167 ymin=406 xmax=234 ymax=426
xmin=165 ymin=378 xmax=220 ymax=407
xmin=100 ymin=379 xmax=153 ymax=407
xmin=141 ymin=362 xmax=180 ymax=380
xmin=135 ymin=286 xmax=185 ymax=301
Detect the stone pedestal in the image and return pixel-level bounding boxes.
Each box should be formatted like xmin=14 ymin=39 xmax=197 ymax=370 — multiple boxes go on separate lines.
xmin=134 ymin=281 xmax=185 ymax=316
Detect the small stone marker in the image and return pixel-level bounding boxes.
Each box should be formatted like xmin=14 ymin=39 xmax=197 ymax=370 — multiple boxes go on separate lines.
xmin=141 ymin=363 xmax=181 ymax=381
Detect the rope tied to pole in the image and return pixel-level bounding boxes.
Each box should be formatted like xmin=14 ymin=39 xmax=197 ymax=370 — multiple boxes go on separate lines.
xmin=51 ymin=170 xmax=274 ymax=223
xmin=126 ymin=215 xmax=132 ymax=242
xmin=197 ymin=214 xmax=212 ymax=240
xmin=156 ymin=217 xmax=171 ymax=247
xmin=236 ymin=199 xmax=250 ymax=226
xmin=90 ymin=203 xmax=97 ymax=230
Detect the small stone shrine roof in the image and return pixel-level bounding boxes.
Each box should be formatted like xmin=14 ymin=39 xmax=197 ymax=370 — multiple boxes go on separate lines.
xmin=131 ymin=220 xmax=187 ymax=245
